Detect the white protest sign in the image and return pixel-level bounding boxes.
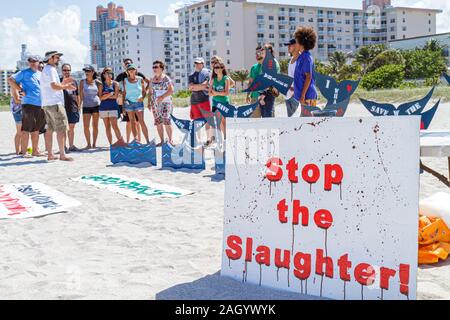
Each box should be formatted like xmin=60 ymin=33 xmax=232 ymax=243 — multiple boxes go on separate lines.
xmin=221 ymin=117 xmax=420 ymax=300
xmin=72 ymin=174 xmax=194 ymax=200
xmin=0 ymin=183 xmax=81 ymax=219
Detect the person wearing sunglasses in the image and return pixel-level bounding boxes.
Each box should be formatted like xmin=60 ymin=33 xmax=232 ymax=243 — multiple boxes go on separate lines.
xmin=149 ymin=61 xmax=174 ymax=146
xmin=209 ymin=61 xmax=231 ymax=138
xmin=116 ymin=58 xmax=147 ymax=143
xmin=79 ymin=65 xmax=101 ymax=150
xmin=61 ymin=63 xmax=81 ymax=153
xmin=98 ymin=68 xmax=125 ymax=147
xmin=8 ymin=55 xmax=47 ymax=158
xmin=122 ymin=64 xmax=150 ymax=144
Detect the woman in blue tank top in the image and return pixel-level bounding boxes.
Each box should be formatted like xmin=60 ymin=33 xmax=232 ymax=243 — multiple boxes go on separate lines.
xmin=99 ymin=67 xmax=125 ymax=147
xmin=123 ymin=64 xmax=150 ymax=144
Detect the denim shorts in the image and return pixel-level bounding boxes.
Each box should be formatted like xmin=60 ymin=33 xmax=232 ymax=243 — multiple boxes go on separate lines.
xmin=125 ymin=101 xmax=144 ymax=112
xmin=12 ymin=109 xmax=23 ymax=123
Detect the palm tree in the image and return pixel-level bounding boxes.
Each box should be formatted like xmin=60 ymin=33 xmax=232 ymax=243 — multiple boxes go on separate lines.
xmin=423 ymin=39 xmax=446 ymax=53
xmin=355 ymin=44 xmax=387 ymax=74
xmin=328 ymin=51 xmax=347 ymax=75
xmin=231 ymin=69 xmax=249 ymax=93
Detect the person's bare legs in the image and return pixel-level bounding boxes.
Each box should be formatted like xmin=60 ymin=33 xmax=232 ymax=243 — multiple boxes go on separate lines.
xmin=103 ymin=117 xmax=113 ymax=145
xmin=126 ymin=121 xmax=132 ymax=143
xmin=136 ymin=121 xmax=142 ymax=142
xmin=156 ymin=124 xmax=164 ymax=146
xmin=110 ymin=117 xmax=126 ymax=147
xmin=57 ymin=131 xmax=72 ymax=161
xmin=136 ymin=111 xmax=150 ymax=144
xmin=68 ymin=123 xmax=75 ymax=148
xmin=15 ymin=123 xmax=22 ymax=154
xmin=92 ymin=112 xmax=100 ymax=148
xmin=46 ymin=130 xmax=57 ymax=161
xmin=128 ymin=111 xmax=138 ymax=142
xmin=30 ymin=132 xmax=43 ymax=156
xmin=21 ymin=131 xmax=30 ymax=156
xmin=164 ymin=124 xmax=173 ymax=145
xmin=83 ymin=113 xmax=92 ymax=149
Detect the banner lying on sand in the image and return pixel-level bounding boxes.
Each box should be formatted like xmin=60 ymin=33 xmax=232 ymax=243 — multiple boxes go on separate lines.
xmin=0 ymin=183 xmax=81 ymax=219
xmin=72 ymin=174 xmax=194 ymax=200
xmin=221 ymin=117 xmax=420 ymax=300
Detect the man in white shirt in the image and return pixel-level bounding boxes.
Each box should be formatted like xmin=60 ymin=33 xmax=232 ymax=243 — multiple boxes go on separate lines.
xmin=40 ymin=51 xmax=76 ymax=161
xmin=284 ymin=39 xmax=301 ymax=117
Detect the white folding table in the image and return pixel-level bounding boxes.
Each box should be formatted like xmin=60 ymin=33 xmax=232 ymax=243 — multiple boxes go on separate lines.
xmin=420 ymin=130 xmax=450 ymax=188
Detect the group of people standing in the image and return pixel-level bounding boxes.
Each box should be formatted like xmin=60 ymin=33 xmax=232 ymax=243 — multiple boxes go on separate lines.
xmin=8 ymin=26 xmax=318 ymax=160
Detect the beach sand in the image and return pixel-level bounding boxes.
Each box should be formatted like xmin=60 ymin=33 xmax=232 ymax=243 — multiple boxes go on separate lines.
xmin=0 ymin=102 xmax=449 ymax=300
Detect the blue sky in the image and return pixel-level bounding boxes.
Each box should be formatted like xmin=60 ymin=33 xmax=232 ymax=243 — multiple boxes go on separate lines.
xmin=0 ymin=0 xmax=448 ymax=70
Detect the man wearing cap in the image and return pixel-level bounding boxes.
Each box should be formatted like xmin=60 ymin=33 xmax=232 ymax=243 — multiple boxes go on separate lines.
xmin=188 ymin=57 xmax=213 ymax=145
xmin=285 ymin=39 xmax=301 ymax=117
xmin=40 ymin=51 xmax=76 ymax=161
xmin=8 ymin=55 xmax=47 ymax=158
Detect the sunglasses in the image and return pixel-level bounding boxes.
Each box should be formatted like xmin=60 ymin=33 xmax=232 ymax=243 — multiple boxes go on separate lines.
xmin=214 ymin=66 xmax=223 ymax=70
xmin=62 ymin=69 xmax=71 ymax=72
xmin=152 ymin=65 xmax=161 ymax=69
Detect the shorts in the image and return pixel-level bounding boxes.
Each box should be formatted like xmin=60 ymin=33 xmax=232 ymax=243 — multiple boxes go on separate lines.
xmin=285 ymin=97 xmax=300 ymax=117
xmin=43 ymin=104 xmax=68 ymax=132
xmin=100 ymin=110 xmax=119 ymax=119
xmin=152 ymin=102 xmax=172 ymax=126
xmin=125 ymin=101 xmax=144 ymax=112
xmin=67 ymin=110 xmax=80 ymax=124
xmin=190 ymin=100 xmax=211 ymax=120
xmin=12 ymin=109 xmax=22 ymax=123
xmin=83 ymin=107 xmax=100 ymax=115
xmin=22 ymin=104 xmax=46 ymax=132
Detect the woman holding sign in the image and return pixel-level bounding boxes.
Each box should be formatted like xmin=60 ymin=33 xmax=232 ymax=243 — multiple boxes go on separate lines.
xmin=293 ymin=27 xmax=318 ymax=110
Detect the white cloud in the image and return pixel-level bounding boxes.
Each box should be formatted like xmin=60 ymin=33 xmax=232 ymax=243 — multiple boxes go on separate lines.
xmin=0 ymin=5 xmax=89 ymax=71
xmin=393 ymin=0 xmax=450 ymax=33
xmin=163 ymin=1 xmax=185 ymax=27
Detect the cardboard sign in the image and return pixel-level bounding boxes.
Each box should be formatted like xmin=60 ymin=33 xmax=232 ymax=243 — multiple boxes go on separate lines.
xmin=421 ymin=100 xmax=440 ymax=130
xmin=110 ymin=141 xmax=157 ymax=165
xmin=360 ymin=87 xmax=434 ymax=116
xmin=72 ymin=174 xmax=194 ymax=199
xmin=0 ymin=183 xmax=81 ymax=219
xmin=301 ymin=99 xmax=350 ymax=117
xmin=221 ymin=117 xmax=420 ymax=300
xmin=243 ymin=48 xmax=293 ymax=96
xmin=314 ymin=72 xmax=360 ymax=105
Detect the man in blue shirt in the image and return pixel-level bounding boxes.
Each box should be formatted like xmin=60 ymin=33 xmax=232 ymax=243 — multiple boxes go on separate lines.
xmin=8 ymin=55 xmax=47 ymax=158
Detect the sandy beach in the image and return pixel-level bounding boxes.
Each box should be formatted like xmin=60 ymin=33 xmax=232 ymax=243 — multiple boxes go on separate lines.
xmin=0 ymin=102 xmax=449 ymax=300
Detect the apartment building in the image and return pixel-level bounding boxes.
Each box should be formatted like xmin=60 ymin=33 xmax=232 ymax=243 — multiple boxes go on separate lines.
xmin=104 ymin=15 xmax=182 ymax=89
xmin=0 ymin=70 xmax=14 ymax=95
xmin=176 ymin=0 xmax=441 ymax=88
xmin=90 ymin=2 xmax=129 ymax=69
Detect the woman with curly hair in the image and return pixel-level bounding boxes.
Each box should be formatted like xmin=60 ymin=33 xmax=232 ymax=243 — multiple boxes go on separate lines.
xmin=294 ymin=26 xmax=318 ymax=109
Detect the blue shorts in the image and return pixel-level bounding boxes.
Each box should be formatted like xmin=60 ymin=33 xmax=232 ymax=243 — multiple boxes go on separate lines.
xmin=67 ymin=111 xmax=80 ymax=124
xmin=12 ymin=110 xmax=22 ymax=123
xmin=125 ymin=101 xmax=144 ymax=112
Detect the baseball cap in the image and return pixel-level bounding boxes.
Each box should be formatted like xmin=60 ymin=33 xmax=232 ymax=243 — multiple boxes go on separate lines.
xmin=43 ymin=51 xmax=63 ymax=62
xmin=27 ymin=55 xmax=41 ymax=62
xmin=127 ymin=64 xmax=137 ymax=70
xmin=194 ymin=57 xmax=205 ymax=64
xmin=284 ymin=39 xmax=297 ymax=46
xmin=82 ymin=65 xmax=96 ymax=72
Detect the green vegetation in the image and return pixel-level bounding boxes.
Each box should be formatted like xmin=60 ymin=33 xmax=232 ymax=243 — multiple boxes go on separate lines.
xmin=316 ymin=40 xmax=448 ymax=91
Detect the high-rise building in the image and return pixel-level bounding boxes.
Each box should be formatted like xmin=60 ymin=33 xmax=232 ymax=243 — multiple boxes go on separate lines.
xmin=90 ymin=2 xmax=130 ymax=69
xmin=104 ymin=15 xmax=182 ymax=89
xmin=16 ymin=44 xmax=31 ymax=71
xmin=176 ymin=0 xmax=441 ymax=88
xmin=0 ymin=70 xmax=14 ymax=95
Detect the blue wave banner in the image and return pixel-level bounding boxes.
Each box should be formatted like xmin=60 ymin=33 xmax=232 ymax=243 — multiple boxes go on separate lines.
xmin=161 ymin=143 xmax=205 ymax=170
xmin=215 ymin=101 xmax=259 ymax=118
xmin=421 ymin=100 xmax=441 ymax=130
xmin=110 ymin=141 xmax=157 ymax=165
xmin=300 ymin=98 xmax=350 ymax=117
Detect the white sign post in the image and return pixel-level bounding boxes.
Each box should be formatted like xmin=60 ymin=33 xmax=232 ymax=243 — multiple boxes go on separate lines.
xmin=221 ymin=117 xmax=420 ymax=300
